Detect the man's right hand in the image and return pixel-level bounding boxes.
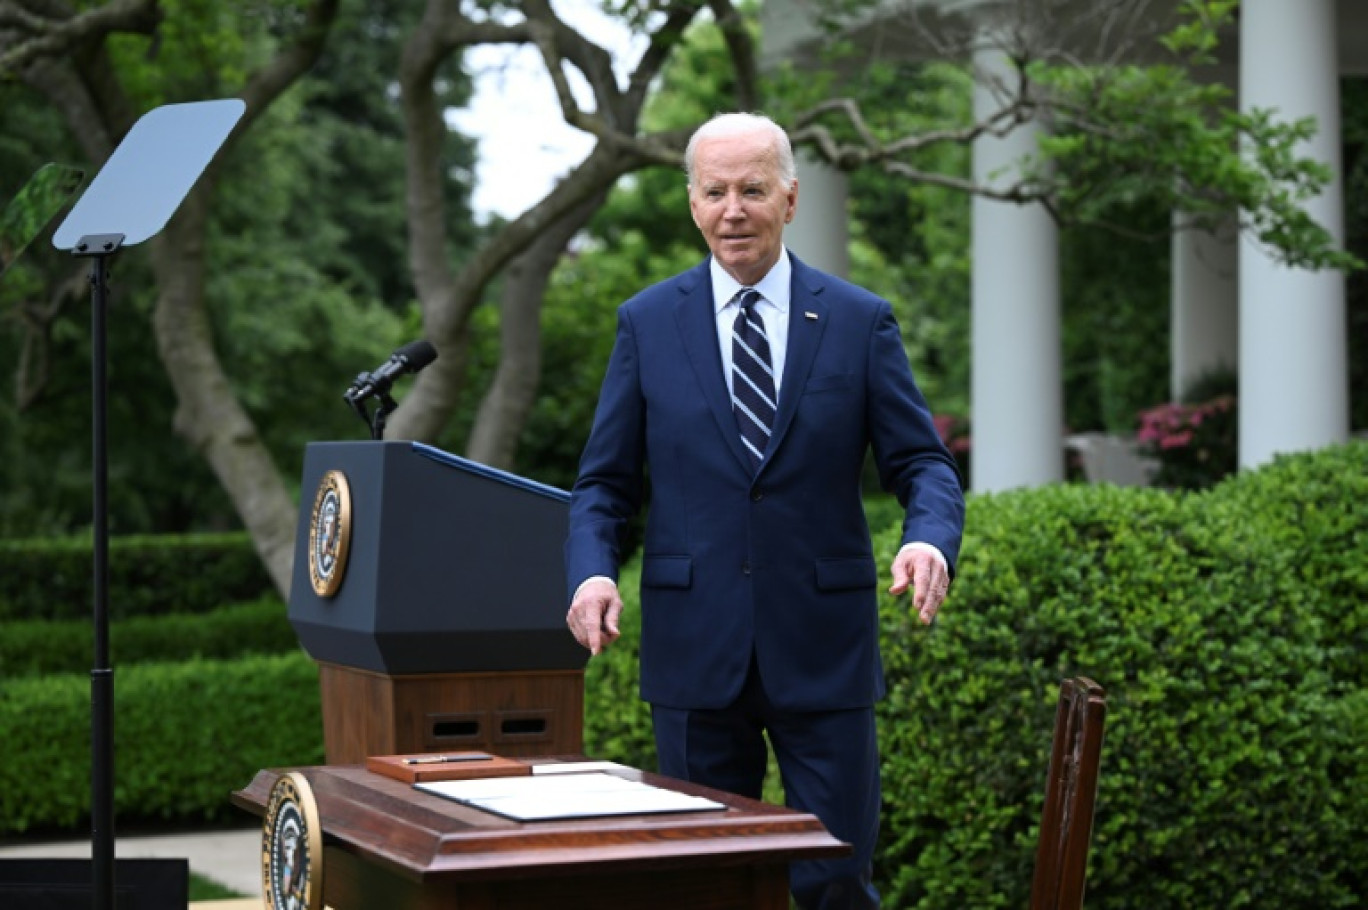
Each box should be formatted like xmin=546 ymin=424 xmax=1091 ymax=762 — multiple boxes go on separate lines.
xmin=566 ymin=578 xmax=623 ymax=655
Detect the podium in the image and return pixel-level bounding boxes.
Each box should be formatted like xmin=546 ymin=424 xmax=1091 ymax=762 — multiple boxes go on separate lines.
xmin=289 ymin=441 xmax=586 ymax=762
xmin=233 ymin=763 xmax=849 ymax=909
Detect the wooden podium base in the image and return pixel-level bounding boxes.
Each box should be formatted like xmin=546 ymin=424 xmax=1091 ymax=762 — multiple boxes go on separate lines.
xmin=318 ymin=661 xmax=584 ymax=764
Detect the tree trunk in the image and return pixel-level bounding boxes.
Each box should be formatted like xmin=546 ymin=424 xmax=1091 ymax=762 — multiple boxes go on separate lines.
xmin=149 ymin=193 xmax=297 ymax=596
xmin=465 ymin=192 xmax=606 ymax=469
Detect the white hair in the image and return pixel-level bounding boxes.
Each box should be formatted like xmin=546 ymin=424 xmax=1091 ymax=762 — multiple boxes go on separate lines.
xmin=684 ymin=112 xmax=796 ymax=188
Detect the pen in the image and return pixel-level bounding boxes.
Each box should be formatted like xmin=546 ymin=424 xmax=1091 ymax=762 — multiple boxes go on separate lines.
xmin=402 ymin=754 xmax=491 ymax=765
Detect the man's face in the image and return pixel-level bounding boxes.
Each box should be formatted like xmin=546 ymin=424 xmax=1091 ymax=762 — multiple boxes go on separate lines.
xmin=689 ymin=131 xmax=798 ymax=287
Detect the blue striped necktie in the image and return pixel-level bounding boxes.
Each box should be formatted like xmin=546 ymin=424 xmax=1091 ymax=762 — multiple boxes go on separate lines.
xmin=730 ymin=288 xmax=776 ymax=469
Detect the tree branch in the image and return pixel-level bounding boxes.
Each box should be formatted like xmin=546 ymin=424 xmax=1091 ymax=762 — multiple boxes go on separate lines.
xmin=230 ymin=0 xmax=340 ymax=144
xmin=707 ymin=0 xmax=758 ymax=111
xmin=0 ymin=0 xmax=160 ymax=75
xmin=625 ymin=0 xmax=707 ymax=113
xmin=792 ymin=95 xmax=1033 ymax=169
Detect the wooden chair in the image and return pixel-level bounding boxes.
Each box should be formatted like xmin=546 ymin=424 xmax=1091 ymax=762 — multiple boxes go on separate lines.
xmin=1029 ymin=676 xmax=1108 ymax=910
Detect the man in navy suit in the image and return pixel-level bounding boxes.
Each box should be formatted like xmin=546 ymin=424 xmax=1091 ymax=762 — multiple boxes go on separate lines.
xmin=565 ymin=112 xmax=965 ymax=909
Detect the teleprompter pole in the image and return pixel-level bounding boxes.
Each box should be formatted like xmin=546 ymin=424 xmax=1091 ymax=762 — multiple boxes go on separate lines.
xmin=49 ymin=98 xmax=246 ymax=910
xmin=75 ymin=232 xmax=123 ymax=910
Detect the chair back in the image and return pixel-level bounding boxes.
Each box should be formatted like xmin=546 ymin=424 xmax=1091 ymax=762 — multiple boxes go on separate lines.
xmin=1029 ymin=676 xmax=1107 ymax=910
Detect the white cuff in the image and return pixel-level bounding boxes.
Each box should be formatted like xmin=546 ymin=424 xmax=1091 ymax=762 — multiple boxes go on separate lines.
xmin=898 ymin=541 xmax=947 ymax=574
xmin=573 ymin=575 xmax=618 ymax=601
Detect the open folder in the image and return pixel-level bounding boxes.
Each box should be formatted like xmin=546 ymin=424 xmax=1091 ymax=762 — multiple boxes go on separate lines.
xmin=415 ymin=771 xmax=726 ymax=822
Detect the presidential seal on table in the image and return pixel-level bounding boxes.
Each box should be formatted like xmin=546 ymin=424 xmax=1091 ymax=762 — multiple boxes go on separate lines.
xmin=262 ymin=771 xmax=323 ymax=910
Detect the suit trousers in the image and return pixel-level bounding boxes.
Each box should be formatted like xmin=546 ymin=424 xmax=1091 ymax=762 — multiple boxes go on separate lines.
xmin=651 ymin=655 xmax=881 ymax=910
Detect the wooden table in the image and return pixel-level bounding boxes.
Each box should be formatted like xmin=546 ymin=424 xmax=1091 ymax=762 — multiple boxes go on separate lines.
xmin=233 ymin=761 xmax=849 ymax=909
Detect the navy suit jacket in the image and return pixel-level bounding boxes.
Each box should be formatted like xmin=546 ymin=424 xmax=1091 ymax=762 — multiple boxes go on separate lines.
xmin=566 ymin=254 xmax=965 ymax=712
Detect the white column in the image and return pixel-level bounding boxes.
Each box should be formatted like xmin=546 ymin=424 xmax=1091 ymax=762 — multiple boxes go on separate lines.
xmin=786 ymin=154 xmax=851 ymax=278
xmin=1238 ymin=0 xmax=1348 ymax=468
xmin=1171 ymin=220 xmax=1238 ymax=399
xmin=970 ymin=48 xmax=1061 ymax=491
xmin=760 ymin=0 xmax=852 ymax=279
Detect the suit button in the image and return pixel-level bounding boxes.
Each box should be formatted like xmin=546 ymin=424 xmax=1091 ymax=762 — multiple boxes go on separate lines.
xmin=751 ymin=490 xmax=764 ymax=502
xmin=742 ymin=561 xmax=751 ymax=575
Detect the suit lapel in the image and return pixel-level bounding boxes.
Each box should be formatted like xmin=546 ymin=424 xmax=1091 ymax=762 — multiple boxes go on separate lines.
xmin=763 ymin=259 xmax=829 ymax=470
xmin=674 ymin=262 xmax=754 ymax=475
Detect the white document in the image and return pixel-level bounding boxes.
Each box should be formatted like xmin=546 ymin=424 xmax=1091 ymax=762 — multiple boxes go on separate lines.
xmin=531 ymin=760 xmax=636 ymax=776
xmin=416 ymin=771 xmax=725 ymax=821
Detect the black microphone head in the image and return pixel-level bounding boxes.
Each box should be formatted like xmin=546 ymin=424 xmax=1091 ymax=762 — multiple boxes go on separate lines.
xmin=395 ymin=340 xmax=438 ymax=371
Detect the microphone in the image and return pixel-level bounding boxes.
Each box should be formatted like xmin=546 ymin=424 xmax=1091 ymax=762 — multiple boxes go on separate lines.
xmin=345 ymin=340 xmax=438 ymax=403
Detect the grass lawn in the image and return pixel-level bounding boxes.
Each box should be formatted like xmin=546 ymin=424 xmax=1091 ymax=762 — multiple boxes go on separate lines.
xmin=190 ymin=872 xmax=244 ymax=901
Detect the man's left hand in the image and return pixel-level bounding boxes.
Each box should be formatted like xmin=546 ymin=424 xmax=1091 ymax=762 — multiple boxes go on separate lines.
xmin=889 ymin=547 xmax=949 ymax=625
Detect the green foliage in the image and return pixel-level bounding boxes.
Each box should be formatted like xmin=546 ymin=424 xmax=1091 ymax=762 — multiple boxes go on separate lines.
xmin=772 ymin=58 xmax=978 ymax=418
xmin=583 ymin=560 xmax=656 ymax=771
xmin=1344 ymin=78 xmax=1368 ymax=431
xmin=0 ymin=163 xmax=83 ymax=270
xmin=1206 ymin=443 xmax=1368 ymax=691
xmin=1159 ymin=0 xmax=1240 ymax=62
xmin=769 ymin=54 xmax=1176 ymax=434
xmin=885 ymin=443 xmax=1368 ymax=908
xmin=1059 ymin=204 xmax=1172 ymax=433
xmin=1030 ymin=6 xmax=1360 ymax=273
xmin=506 ymin=234 xmax=705 ymax=491
xmin=202 ymin=2 xmax=476 ymax=469
xmin=583 ymin=442 xmax=1368 ymax=908
xmin=0 ymin=652 xmax=323 ymax=835
xmin=0 ymin=533 xmax=273 ymax=622
xmin=0 ymin=0 xmax=475 ymax=539
xmin=0 ymin=79 xmax=225 ymax=537
xmin=842 ymin=63 xmax=975 ymax=417
xmin=0 ymin=596 xmax=296 ymax=678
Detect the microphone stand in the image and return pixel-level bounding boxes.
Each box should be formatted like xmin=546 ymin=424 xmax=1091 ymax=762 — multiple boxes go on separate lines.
xmin=344 ymin=379 xmax=398 ymax=440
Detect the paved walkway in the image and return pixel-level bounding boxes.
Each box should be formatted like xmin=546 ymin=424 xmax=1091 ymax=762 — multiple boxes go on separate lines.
xmin=0 ymin=827 xmax=262 ymax=903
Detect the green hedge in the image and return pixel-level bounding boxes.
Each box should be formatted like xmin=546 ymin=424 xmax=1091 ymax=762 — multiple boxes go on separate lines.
xmin=0 ymin=596 xmax=298 ymax=679
xmin=0 ymin=653 xmax=323 ymax=835
xmin=0 ymin=533 xmax=274 ymax=622
xmin=584 ymin=441 xmax=1368 ymax=910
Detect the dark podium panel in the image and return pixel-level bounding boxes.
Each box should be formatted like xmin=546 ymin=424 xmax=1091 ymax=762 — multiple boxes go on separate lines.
xmin=290 ymin=441 xmax=582 ymax=673
xmin=233 ymin=764 xmax=850 ymax=910
xmin=289 ymin=441 xmax=586 ymax=762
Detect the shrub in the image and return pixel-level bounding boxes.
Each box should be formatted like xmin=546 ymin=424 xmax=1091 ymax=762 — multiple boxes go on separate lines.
xmin=0 ymin=652 xmax=323 ymax=835
xmin=0 ymin=596 xmax=298 ymax=679
xmin=583 ymin=560 xmax=656 ymax=772
xmin=0 ymin=533 xmax=274 ymax=622
xmin=874 ymin=469 xmax=1367 ymax=909
xmin=1200 ymin=440 xmax=1368 ymax=691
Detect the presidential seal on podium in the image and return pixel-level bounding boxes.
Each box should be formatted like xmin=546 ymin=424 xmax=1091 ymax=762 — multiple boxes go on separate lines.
xmin=308 ymin=469 xmax=352 ymax=598
xmin=262 ymin=771 xmax=323 ymax=910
